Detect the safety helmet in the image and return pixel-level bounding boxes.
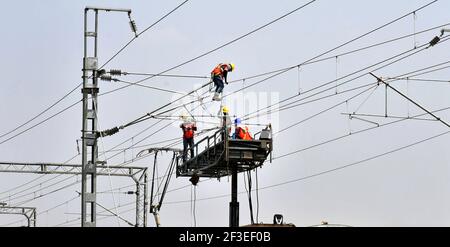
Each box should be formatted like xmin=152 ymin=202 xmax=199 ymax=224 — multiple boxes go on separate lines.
xmin=180 ymin=112 xmax=188 ymax=121
xmin=234 ymin=118 xmax=241 ymax=125
xmin=229 ymin=63 xmax=235 ymax=72
xmin=222 ymin=106 xmax=229 ymax=114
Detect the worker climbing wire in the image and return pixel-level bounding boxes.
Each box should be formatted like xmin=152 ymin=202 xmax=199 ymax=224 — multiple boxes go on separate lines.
xmin=180 ymin=114 xmax=197 ymax=162
xmin=211 ymin=63 xmax=235 ymax=101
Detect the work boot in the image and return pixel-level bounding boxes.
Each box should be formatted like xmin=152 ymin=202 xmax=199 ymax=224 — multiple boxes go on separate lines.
xmin=212 ymin=92 xmax=220 ymax=101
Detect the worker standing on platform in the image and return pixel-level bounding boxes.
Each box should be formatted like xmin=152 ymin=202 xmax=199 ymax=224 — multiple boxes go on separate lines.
xmin=221 ymin=106 xmax=232 ymax=139
xmin=232 ymin=118 xmax=241 ymax=139
xmin=211 ymin=63 xmax=235 ymax=101
xmin=180 ymin=114 xmax=197 ymax=162
xmin=234 ymin=118 xmax=253 ymax=140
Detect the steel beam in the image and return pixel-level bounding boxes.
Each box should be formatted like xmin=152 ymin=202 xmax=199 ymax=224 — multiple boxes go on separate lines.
xmin=0 ymin=206 xmax=36 ymax=227
xmin=0 ymin=162 xmax=147 ymax=227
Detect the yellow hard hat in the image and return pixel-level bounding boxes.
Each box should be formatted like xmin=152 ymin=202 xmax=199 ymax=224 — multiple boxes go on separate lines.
xmin=222 ymin=106 xmax=229 ymax=113
xmin=229 ymin=63 xmax=235 ymax=72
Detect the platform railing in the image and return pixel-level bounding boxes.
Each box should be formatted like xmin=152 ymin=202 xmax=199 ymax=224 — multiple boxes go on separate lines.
xmin=186 ymin=128 xmax=224 ymax=169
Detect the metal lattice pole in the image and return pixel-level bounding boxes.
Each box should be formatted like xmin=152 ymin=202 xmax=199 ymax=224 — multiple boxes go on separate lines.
xmin=81 ymin=8 xmax=99 ymax=227
xmin=81 ymin=6 xmax=133 ymax=227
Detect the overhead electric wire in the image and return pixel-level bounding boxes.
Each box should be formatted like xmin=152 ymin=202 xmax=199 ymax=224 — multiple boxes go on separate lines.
xmin=54 ymin=202 xmax=136 ymax=227
xmin=162 ymin=129 xmax=450 ymax=207
xmin=342 ymin=113 xmax=437 ymax=122
xmin=0 ymin=84 xmax=81 ymax=141
xmin=275 ymin=84 xmax=379 ymax=135
xmin=11 ymin=0 xmax=437 ymax=151
xmin=0 ymin=0 xmax=191 ymax=147
xmin=49 ymin=105 xmax=450 ymax=225
xmin=0 ymin=153 xmax=80 ymax=202
xmin=251 ymin=57 xmax=446 ymax=121
xmin=100 ymin=0 xmax=318 ymax=97
xmin=274 ymin=106 xmax=450 ymax=160
xmin=5 ymin=17 xmax=444 ymax=148
xmin=389 ymin=78 xmax=450 ymax=83
xmin=241 ymin=37 xmax=450 ymax=122
xmin=0 ymin=174 xmax=47 ymax=196
xmin=0 ymin=100 xmax=81 ymax=146
xmin=131 ymin=35 xmax=420 ymax=129
xmin=223 ymin=0 xmax=441 ymax=89
xmin=227 ymin=22 xmax=450 ymax=85
xmin=92 ymin=0 xmax=323 ymax=137
xmin=96 ymin=202 xmax=134 ymax=227
xmin=124 ymin=33 xmax=447 ymax=130
xmin=0 ymin=194 xmax=80 ymax=227
xmin=386 ymin=60 xmax=450 ymax=79
xmin=4 ymin=176 xmax=144 ymax=227
xmin=1 ymin=0 xmax=439 ymax=148
xmin=166 ymin=127 xmax=450 ymax=206
xmin=107 ymin=1 xmax=438 ymax=133
xmin=0 ymin=114 xmax=212 ymax=208
xmin=4 ymin=176 xmax=79 ymax=206
xmin=370 ymin=72 xmax=450 ymax=128
xmin=119 ymin=71 xmax=208 ymax=79
xmin=13 ymin=180 xmax=79 ymax=207
xmin=2 ymin=34 xmax=446 ymax=214
xmin=248 ymin=82 xmax=378 ymax=121
xmin=1 ymin=0 xmax=442 ymax=224
xmin=99 ymin=0 xmax=191 ymax=69
xmin=269 ymin=130 xmax=450 ymax=186
xmin=115 ymin=79 xmax=193 ymax=95
xmin=387 ymin=65 xmax=450 ymax=80
xmin=94 ymin=107 xmax=123 ymax=226
xmin=103 ymin=35 xmax=450 ymax=180
xmin=104 ymin=136 xmax=182 ymax=153
xmin=0 ymin=0 xmax=194 ymax=211
xmin=117 ymin=94 xmax=450 ymax=214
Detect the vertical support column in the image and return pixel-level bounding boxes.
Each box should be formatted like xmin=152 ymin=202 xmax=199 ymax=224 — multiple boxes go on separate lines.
xmin=135 ymin=180 xmax=141 ymax=227
xmin=81 ymin=8 xmax=99 ymax=227
xmin=134 ymin=168 xmax=148 ymax=227
xmin=229 ymin=165 xmax=239 ymax=227
xmin=223 ymin=113 xmax=238 ymax=227
xmin=143 ymin=171 xmax=148 ymax=227
xmin=30 ymin=208 xmax=36 ymax=227
xmin=26 ymin=216 xmax=31 ymax=227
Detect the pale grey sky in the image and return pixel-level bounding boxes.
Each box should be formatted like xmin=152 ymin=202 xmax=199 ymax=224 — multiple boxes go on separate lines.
xmin=0 ymin=0 xmax=449 ymax=227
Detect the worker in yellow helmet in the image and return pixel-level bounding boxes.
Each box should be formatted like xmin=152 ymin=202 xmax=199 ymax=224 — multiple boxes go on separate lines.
xmin=211 ymin=63 xmax=235 ymax=101
xmin=220 ymin=106 xmax=232 ymax=139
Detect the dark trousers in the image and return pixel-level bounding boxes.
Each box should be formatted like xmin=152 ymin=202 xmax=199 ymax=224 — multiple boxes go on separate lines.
xmin=213 ymin=76 xmax=224 ymax=93
xmin=183 ymin=137 xmax=194 ymax=162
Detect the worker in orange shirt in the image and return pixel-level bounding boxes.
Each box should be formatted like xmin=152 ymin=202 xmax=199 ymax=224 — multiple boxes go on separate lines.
xmin=233 ymin=118 xmax=253 ymax=140
xmin=180 ymin=114 xmax=197 ymax=162
xmin=211 ymin=63 xmax=235 ymax=101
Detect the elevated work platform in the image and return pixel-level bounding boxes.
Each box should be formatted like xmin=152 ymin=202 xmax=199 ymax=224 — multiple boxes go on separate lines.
xmin=176 ymin=126 xmax=273 ymax=178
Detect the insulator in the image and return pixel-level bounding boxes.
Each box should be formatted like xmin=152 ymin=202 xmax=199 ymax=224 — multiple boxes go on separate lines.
xmin=97 ymin=69 xmax=106 ymax=76
xmin=100 ymin=75 xmax=112 ymax=81
xmin=98 ymin=126 xmax=119 ymax=137
xmin=129 ymin=20 xmax=138 ymax=35
xmin=109 ymin=69 xmax=122 ymax=76
xmin=126 ymin=191 xmax=135 ymax=195
xmin=429 ymin=36 xmax=440 ymax=47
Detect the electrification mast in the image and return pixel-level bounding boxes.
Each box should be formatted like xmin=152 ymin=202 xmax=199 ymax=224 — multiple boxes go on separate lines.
xmin=81 ymin=6 xmax=133 ymax=227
